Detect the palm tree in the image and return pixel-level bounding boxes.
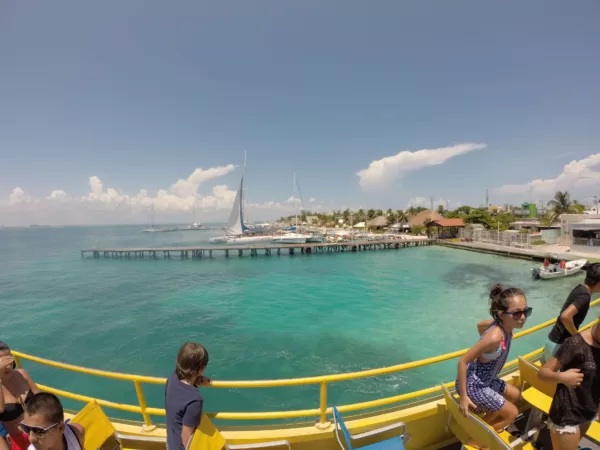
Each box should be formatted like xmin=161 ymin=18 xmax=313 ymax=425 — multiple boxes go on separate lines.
xmin=396 ymin=210 xmax=408 ymax=223
xmin=386 ymin=208 xmax=394 ymax=222
xmin=437 ymin=204 xmax=445 ymax=216
xmin=547 ymin=191 xmax=575 ymax=216
xmin=539 ymin=211 xmax=559 ymax=227
xmin=367 ymin=209 xmax=376 ymax=220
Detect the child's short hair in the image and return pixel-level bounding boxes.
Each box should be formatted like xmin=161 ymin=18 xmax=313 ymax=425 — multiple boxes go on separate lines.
xmin=25 ymin=393 xmax=64 ymax=424
xmin=176 ymin=342 xmax=209 ymax=381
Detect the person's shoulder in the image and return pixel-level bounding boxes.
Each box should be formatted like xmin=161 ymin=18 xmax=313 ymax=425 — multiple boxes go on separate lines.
xmin=484 ymin=326 xmax=504 ymax=343
xmin=69 ymin=422 xmax=85 ymax=443
xmin=573 ymin=284 xmax=591 ymax=296
xmin=563 ymin=333 xmax=585 ymax=349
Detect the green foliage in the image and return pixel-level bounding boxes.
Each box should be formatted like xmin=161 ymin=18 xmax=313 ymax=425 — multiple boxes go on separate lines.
xmin=539 ymin=212 xmax=559 ymax=227
xmin=411 ymin=224 xmax=425 ymax=235
xmin=531 ymin=240 xmax=547 ymax=246
xmin=276 ymin=190 xmax=581 ymax=231
xmin=547 ymin=191 xmax=577 ymax=215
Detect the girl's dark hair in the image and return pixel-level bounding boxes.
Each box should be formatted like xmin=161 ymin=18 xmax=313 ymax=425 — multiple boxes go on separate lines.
xmin=0 ymin=341 xmax=16 ymax=369
xmin=175 ymin=342 xmax=209 ymax=382
xmin=489 ymin=284 xmax=525 ymax=319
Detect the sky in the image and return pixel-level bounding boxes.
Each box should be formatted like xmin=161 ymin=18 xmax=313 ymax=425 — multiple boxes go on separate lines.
xmin=1 ymin=0 xmax=599 ymax=225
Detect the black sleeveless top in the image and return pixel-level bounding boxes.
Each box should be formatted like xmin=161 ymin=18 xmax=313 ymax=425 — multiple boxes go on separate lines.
xmin=0 ymin=390 xmax=34 ymax=421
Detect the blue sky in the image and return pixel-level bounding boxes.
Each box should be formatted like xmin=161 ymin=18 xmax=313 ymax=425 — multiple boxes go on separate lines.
xmin=1 ymin=0 xmax=599 ymax=224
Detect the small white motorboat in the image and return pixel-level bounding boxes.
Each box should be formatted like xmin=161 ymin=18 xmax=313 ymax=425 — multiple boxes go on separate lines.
xmin=225 ymin=235 xmax=275 ymax=245
xmin=532 ymin=259 xmax=587 ymax=280
xmin=272 ymin=233 xmax=310 ymax=244
xmin=306 ymin=234 xmax=326 ymax=243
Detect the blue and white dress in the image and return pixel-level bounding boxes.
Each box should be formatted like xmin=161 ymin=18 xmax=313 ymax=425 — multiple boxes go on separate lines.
xmin=456 ymin=322 xmax=512 ymax=413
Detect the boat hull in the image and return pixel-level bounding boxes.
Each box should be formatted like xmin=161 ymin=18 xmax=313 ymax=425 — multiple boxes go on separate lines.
xmin=272 ymin=238 xmax=307 ymax=244
xmin=225 ymin=236 xmax=275 ymax=245
xmin=533 ymin=259 xmax=587 ymax=280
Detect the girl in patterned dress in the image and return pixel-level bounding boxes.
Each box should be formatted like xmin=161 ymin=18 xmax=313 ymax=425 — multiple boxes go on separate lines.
xmin=456 ymin=284 xmax=532 ymax=432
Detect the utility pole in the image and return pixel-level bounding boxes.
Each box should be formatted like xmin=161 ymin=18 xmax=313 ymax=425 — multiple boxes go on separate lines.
xmin=486 ymin=188 xmax=489 ymax=208
xmin=430 ymin=196 xmax=434 ymax=211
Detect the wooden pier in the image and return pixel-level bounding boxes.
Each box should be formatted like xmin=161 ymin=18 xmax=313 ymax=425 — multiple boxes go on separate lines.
xmin=81 ymin=238 xmax=435 ymax=260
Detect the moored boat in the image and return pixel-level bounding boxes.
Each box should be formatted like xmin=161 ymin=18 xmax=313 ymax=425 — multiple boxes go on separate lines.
xmin=532 ymin=258 xmax=587 ymax=280
xmin=272 ymin=233 xmax=310 ymax=244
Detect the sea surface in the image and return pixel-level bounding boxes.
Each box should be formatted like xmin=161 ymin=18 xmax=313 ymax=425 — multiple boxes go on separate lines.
xmin=0 ymin=225 xmax=596 ymax=423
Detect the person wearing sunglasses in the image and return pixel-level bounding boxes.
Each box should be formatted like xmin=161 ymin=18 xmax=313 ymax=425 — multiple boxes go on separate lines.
xmin=21 ymin=393 xmax=84 ymax=450
xmin=0 ymin=342 xmax=40 ymax=450
xmin=539 ymin=319 xmax=600 ymax=450
xmin=543 ymin=263 xmax=600 ymax=363
xmin=456 ymin=284 xmax=532 ymax=434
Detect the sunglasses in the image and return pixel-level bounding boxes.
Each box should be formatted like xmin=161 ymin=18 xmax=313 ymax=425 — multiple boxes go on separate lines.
xmin=503 ymin=307 xmax=533 ymax=320
xmin=20 ymin=421 xmax=60 ymax=438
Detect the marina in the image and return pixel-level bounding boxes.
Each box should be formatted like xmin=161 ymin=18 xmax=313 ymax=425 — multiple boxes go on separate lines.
xmin=81 ymin=237 xmax=435 ymax=259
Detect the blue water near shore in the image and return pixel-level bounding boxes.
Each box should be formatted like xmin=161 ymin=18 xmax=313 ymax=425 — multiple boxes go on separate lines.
xmin=0 ymin=225 xmax=596 ymax=422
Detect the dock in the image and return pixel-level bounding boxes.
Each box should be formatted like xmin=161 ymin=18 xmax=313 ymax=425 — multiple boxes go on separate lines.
xmin=81 ymin=238 xmax=435 ymax=259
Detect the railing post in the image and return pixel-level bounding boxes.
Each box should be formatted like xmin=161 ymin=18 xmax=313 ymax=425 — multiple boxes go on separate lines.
xmin=133 ymin=380 xmax=156 ymax=432
xmin=315 ymin=381 xmax=330 ymax=429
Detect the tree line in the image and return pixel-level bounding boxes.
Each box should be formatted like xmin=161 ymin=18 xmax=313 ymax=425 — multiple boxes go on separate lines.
xmin=278 ymin=191 xmax=587 ymax=231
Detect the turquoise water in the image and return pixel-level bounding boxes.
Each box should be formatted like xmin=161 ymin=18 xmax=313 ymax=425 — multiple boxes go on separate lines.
xmin=0 ymin=226 xmax=596 ymax=422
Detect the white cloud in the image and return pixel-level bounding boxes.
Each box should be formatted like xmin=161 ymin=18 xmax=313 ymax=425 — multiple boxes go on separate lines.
xmin=406 ymin=197 xmax=450 ymax=209
xmin=89 ymin=176 xmax=103 ymax=195
xmin=286 ymin=196 xmax=302 ymax=205
xmin=1 ymin=165 xmax=327 ymax=225
xmin=47 ymin=190 xmax=68 ymax=200
xmin=169 ymin=165 xmax=237 ymax=197
xmin=493 ymin=153 xmax=600 ymax=197
xmin=8 ymin=187 xmax=35 ymax=206
xmin=357 ymin=143 xmax=486 ymax=190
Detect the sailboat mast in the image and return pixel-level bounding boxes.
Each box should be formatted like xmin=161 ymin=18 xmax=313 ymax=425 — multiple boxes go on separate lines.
xmin=293 ymin=172 xmax=298 ymax=228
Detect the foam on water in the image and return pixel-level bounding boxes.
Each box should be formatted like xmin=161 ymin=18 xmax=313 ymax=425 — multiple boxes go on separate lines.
xmin=0 ymin=225 xmax=596 ymax=421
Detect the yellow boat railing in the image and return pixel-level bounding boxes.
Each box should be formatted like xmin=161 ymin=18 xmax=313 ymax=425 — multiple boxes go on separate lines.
xmin=13 ymin=298 xmax=600 ymax=430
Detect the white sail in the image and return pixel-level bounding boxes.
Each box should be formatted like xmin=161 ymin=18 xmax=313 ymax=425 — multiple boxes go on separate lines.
xmin=223 ymin=175 xmax=247 ymax=236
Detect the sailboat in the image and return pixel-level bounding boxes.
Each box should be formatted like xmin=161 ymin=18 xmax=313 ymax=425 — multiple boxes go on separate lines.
xmin=272 ymin=173 xmax=312 ymax=244
xmin=224 ymin=176 xmax=274 ymax=244
xmin=209 ymin=175 xmax=248 ymax=243
xmin=142 ymin=204 xmax=162 ymax=232
xmin=186 ymin=202 xmax=207 ymax=230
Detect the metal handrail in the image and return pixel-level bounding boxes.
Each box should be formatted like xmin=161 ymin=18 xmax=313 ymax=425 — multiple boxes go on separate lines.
xmin=13 ymin=298 xmax=599 ymax=428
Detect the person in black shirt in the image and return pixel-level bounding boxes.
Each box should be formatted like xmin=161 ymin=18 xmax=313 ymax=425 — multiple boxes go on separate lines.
xmin=165 ymin=342 xmax=212 ymax=450
xmin=543 ymin=263 xmax=600 ymax=362
xmin=539 ymin=324 xmax=600 ymax=450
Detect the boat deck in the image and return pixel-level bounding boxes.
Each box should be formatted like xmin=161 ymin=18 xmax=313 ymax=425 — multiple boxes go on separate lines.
xmin=81 ymin=238 xmax=436 ymax=259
